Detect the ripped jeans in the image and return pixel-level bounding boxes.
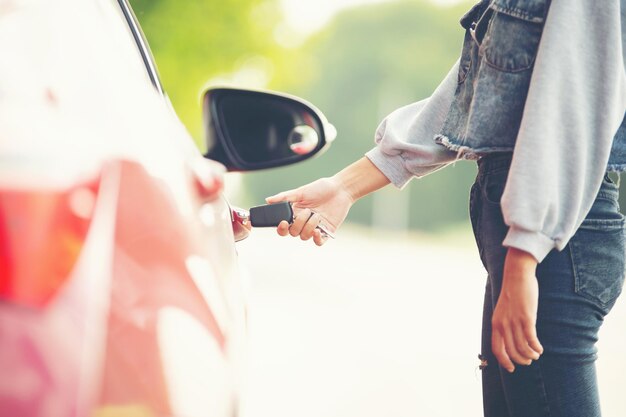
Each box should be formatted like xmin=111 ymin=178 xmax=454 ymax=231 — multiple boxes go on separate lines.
xmin=470 ymin=153 xmax=626 ymax=417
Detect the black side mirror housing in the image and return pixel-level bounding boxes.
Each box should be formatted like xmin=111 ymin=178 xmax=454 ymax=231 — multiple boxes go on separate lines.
xmin=203 ymin=87 xmax=336 ymax=171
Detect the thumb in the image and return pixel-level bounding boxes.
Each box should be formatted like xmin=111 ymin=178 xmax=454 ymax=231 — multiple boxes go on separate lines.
xmin=266 ymin=189 xmax=301 ymax=204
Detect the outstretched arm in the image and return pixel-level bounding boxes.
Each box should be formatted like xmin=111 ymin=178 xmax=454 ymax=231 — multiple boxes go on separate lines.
xmin=267 ymin=61 xmax=462 ymax=243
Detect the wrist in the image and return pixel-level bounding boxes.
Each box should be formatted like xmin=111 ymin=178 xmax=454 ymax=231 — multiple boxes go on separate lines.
xmin=505 ymin=248 xmax=538 ymax=275
xmin=331 ymin=172 xmax=358 ymax=204
xmin=333 ymin=157 xmax=390 ymax=202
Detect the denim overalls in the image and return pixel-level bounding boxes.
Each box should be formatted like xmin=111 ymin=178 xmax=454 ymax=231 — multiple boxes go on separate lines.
xmin=443 ymin=2 xmax=626 ymax=416
xmin=435 ymin=0 xmax=626 ymax=167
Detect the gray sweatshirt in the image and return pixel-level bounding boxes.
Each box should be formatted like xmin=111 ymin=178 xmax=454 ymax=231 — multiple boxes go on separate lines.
xmin=366 ymin=0 xmax=626 ymax=262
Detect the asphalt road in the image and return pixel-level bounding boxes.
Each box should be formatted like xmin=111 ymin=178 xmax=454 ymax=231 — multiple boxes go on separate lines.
xmin=237 ymin=225 xmax=626 ymax=417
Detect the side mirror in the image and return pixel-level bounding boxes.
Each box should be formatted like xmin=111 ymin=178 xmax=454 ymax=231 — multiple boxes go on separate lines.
xmin=203 ymin=88 xmax=336 ymax=171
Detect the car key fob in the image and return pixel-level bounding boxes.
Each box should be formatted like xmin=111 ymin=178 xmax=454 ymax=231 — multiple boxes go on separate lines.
xmin=249 ymin=202 xmax=293 ymax=227
xmin=249 ymin=202 xmax=335 ymax=239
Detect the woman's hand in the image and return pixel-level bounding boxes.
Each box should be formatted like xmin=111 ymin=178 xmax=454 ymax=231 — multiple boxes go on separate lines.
xmin=492 ymin=248 xmax=544 ymax=372
xmin=266 ymin=157 xmax=391 ymax=246
xmin=265 ymin=177 xmax=354 ymax=246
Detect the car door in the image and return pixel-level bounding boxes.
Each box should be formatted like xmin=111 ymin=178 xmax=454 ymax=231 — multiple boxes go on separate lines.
xmin=96 ymin=1 xmax=246 ymax=416
xmin=0 ymin=0 xmax=245 ymax=416
xmin=1 ymin=1 xmax=335 ymax=416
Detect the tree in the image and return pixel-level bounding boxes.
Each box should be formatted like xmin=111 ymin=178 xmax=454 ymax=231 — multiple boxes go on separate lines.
xmin=245 ymin=0 xmax=477 ymax=231
xmin=129 ymin=0 xmax=283 ymax=145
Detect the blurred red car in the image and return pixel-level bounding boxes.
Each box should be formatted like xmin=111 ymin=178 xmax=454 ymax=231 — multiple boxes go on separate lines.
xmin=0 ymin=0 xmax=335 ymax=416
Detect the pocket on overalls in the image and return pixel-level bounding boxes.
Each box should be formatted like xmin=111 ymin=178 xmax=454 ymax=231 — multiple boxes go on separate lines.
xmin=569 ymin=182 xmax=626 ymax=312
xmin=481 ymin=0 xmax=548 ymax=73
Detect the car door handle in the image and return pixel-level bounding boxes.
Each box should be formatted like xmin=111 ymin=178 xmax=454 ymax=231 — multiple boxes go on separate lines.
xmin=230 ymin=207 xmax=251 ymax=242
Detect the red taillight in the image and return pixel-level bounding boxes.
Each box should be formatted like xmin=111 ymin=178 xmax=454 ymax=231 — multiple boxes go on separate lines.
xmin=0 ymin=178 xmax=99 ymax=307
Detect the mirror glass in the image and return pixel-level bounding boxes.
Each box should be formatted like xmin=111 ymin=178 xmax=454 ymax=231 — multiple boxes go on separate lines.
xmin=288 ymin=125 xmax=319 ymax=155
xmin=218 ymin=93 xmax=324 ymax=164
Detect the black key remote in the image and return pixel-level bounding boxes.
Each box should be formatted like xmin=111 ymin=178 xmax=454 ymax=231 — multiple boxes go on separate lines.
xmin=248 ymin=202 xmax=335 ymax=239
xmin=249 ymin=202 xmax=294 ymax=227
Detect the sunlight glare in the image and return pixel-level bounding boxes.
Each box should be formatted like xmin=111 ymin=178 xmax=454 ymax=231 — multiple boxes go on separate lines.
xmin=280 ymin=0 xmax=466 ymax=36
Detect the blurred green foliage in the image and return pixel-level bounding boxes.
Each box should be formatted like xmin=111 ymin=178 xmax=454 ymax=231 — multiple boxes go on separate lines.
xmin=251 ymin=0 xmax=478 ymax=230
xmin=129 ymin=0 xmax=282 ymax=144
xmin=130 ymin=0 xmax=480 ymax=231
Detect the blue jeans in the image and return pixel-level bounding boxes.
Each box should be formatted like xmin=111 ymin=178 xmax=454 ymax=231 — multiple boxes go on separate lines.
xmin=470 ymin=153 xmax=626 ymax=417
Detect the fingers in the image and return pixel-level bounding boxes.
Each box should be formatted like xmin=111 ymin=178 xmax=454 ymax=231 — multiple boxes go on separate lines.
xmin=514 ymin=324 xmax=541 ymax=361
xmin=276 ymin=220 xmax=290 ymax=237
xmin=300 ymin=212 xmax=322 ymax=241
xmin=313 ymin=229 xmax=325 ymax=246
xmin=273 ymin=210 xmax=331 ymax=246
xmin=504 ymin=327 xmax=531 ymax=366
xmin=266 ymin=188 xmax=301 ymax=204
xmin=492 ymin=319 xmax=543 ymax=373
xmin=524 ymin=322 xmax=544 ymax=355
xmin=289 ymin=208 xmax=312 ymax=237
xmin=492 ymin=327 xmax=515 ymax=373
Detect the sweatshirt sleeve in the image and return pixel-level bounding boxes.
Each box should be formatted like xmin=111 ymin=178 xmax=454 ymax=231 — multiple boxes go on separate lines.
xmin=365 ymin=61 xmax=460 ymax=188
xmin=501 ymin=0 xmax=626 ymax=262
